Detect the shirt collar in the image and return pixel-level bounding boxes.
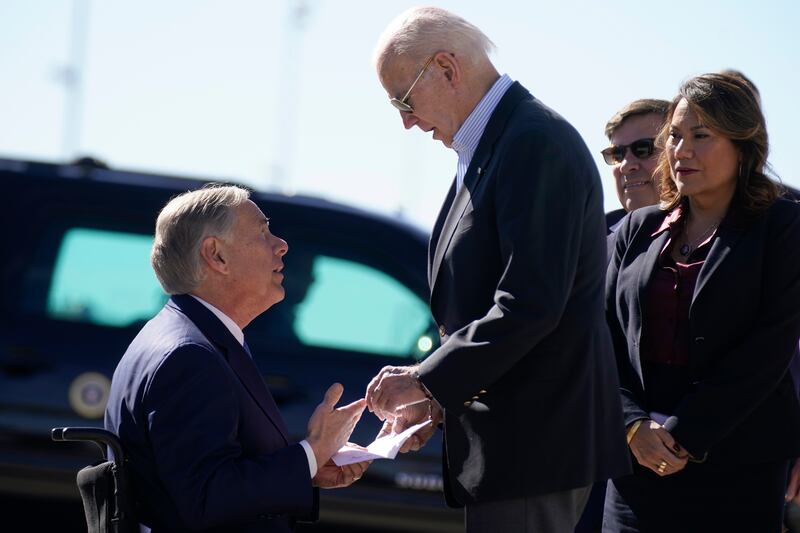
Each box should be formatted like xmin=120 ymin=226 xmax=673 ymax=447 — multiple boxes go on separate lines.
xmin=189 ymin=295 xmax=245 ymax=346
xmin=652 ymin=195 xmax=748 ymax=237
xmin=652 ymin=203 xmax=685 ymax=237
xmin=451 ymin=74 xmax=514 ymax=156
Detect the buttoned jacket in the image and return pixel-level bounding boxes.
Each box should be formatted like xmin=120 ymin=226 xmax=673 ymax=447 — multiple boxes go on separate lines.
xmin=418 ymin=82 xmax=631 ymax=505
xmin=606 ymin=199 xmax=800 ymax=463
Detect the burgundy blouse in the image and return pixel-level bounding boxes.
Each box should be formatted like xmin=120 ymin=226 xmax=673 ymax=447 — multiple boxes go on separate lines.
xmin=640 ymin=205 xmax=716 ymax=412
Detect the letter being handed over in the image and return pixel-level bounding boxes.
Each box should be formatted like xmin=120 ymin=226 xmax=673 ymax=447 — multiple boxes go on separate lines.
xmin=333 ymin=398 xmax=442 ymax=465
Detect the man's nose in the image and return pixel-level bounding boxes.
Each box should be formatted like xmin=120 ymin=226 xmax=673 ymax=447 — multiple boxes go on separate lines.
xmin=274 ymin=235 xmax=288 ymax=256
xmin=401 ymin=111 xmax=418 ymax=130
xmin=618 ymin=150 xmax=640 ymax=174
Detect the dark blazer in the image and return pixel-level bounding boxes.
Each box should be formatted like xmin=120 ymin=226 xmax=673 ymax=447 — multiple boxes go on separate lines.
xmin=105 ymin=295 xmax=317 ymax=532
xmin=417 ymin=82 xmax=631 ymax=506
xmin=606 ymin=209 xmax=629 ymax=267
xmin=606 ymin=208 xmax=628 ymax=235
xmin=606 ymin=199 xmax=800 ymax=464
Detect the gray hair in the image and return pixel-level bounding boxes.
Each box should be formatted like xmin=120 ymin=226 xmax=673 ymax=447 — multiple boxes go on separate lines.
xmin=151 ymin=184 xmax=250 ymax=295
xmin=373 ymin=6 xmax=495 ymax=71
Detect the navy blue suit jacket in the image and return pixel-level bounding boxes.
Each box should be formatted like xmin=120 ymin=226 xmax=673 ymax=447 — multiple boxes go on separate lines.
xmin=105 ymin=295 xmax=316 ymax=532
xmin=418 ymin=82 xmax=631 ymax=505
xmin=606 ymin=199 xmax=800 ymax=463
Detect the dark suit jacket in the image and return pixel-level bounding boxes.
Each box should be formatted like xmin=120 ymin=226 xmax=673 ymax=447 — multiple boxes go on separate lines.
xmin=606 ymin=208 xmax=627 ymax=235
xmin=606 ymin=209 xmax=629 ymax=267
xmin=417 ymin=82 xmax=631 ymax=506
xmin=105 ymin=295 xmax=317 ymax=532
xmin=606 ymin=199 xmax=800 ymax=464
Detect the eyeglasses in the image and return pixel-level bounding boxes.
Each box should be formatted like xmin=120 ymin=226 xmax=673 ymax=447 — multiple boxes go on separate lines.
xmin=390 ymin=56 xmax=435 ymax=113
xmin=601 ymin=138 xmax=656 ymax=165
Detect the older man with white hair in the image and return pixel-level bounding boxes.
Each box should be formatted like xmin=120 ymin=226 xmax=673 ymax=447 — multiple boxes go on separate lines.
xmin=365 ymin=7 xmax=631 ymax=532
xmin=105 ymin=184 xmax=369 ymax=533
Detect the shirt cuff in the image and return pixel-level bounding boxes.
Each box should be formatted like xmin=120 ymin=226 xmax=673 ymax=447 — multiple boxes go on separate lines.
xmin=299 ymin=439 xmax=317 ymax=478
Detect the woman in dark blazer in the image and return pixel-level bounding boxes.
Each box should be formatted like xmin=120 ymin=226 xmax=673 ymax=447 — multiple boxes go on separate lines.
xmin=603 ymin=72 xmax=800 ymax=532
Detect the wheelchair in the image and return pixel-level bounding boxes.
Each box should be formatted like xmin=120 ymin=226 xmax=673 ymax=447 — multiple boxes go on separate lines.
xmin=51 ymin=427 xmax=138 ymax=533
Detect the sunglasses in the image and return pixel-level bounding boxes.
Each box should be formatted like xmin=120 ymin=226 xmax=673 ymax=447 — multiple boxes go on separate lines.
xmin=390 ymin=56 xmax=435 ymax=113
xmin=601 ymin=138 xmax=656 ymax=165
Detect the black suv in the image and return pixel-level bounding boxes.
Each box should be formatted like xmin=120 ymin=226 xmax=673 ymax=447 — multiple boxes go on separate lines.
xmin=0 ymin=158 xmax=462 ymax=531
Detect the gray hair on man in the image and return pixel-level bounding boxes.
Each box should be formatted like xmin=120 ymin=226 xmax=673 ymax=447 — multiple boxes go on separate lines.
xmin=151 ymin=184 xmax=250 ymax=295
xmin=372 ymin=6 xmax=495 ymax=71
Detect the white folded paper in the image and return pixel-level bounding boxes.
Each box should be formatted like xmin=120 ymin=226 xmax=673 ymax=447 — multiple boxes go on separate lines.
xmin=331 ymin=419 xmax=433 ymax=466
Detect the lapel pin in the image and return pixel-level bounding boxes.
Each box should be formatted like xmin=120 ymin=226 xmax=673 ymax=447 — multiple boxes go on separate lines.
xmin=477 ymin=167 xmax=483 ymax=175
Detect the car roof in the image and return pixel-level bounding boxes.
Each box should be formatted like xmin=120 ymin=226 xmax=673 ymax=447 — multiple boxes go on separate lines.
xmin=0 ymin=156 xmax=429 ymax=241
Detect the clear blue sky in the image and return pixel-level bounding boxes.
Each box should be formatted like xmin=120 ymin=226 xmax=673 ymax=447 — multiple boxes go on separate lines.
xmin=2 ymin=0 xmax=798 ymax=230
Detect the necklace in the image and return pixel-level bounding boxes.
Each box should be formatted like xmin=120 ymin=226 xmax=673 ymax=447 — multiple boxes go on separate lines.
xmin=679 ymin=218 xmax=720 ymax=257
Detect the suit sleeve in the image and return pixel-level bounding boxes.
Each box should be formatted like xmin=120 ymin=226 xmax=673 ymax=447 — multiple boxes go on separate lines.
xmin=605 ymin=213 xmax=650 ymax=426
xmin=670 ymin=206 xmax=800 ymax=458
xmin=144 ymin=343 xmax=315 ymax=529
xmin=418 ymin=128 xmax=593 ymax=407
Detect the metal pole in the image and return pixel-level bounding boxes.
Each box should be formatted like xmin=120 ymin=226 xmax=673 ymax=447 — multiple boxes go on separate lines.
xmin=269 ymin=0 xmax=312 ymax=192
xmin=61 ymin=0 xmax=90 ymax=160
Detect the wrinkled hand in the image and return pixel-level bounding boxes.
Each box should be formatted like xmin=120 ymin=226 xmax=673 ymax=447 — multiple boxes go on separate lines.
xmin=366 ymin=365 xmax=427 ymax=421
xmin=377 ymin=399 xmax=443 ymax=453
xmin=629 ymin=420 xmax=689 ymax=477
xmin=787 ymin=457 xmax=800 ymax=504
xmin=306 ymin=383 xmax=366 ymax=467
xmin=312 ymin=456 xmax=371 ymax=489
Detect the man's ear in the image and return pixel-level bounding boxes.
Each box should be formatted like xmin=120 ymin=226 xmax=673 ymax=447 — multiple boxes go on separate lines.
xmin=199 ymin=236 xmax=229 ymax=275
xmin=435 ymin=51 xmax=460 ymax=85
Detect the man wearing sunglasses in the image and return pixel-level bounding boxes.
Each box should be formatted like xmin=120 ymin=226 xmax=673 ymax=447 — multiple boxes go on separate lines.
xmin=601 ymin=99 xmax=669 ymax=233
xmin=573 ymin=99 xmax=669 ymax=533
xmin=364 ymin=7 xmax=631 ymax=532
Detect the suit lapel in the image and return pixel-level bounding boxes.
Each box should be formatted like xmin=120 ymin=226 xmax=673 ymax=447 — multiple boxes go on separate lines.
xmin=691 ymin=224 xmax=746 ymax=309
xmin=428 ymin=82 xmax=531 ymax=301
xmin=225 ymin=341 xmax=290 ymax=443
xmin=428 ymin=173 xmax=481 ymax=298
xmin=428 ymin=179 xmax=457 ymax=289
xmin=169 ymin=295 xmax=290 ymax=445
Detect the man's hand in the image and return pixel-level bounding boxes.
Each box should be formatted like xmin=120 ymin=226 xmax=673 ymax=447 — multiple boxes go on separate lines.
xmin=365 ymin=365 xmax=427 ymax=420
xmin=377 ymin=399 xmax=443 ymax=453
xmin=313 ymin=458 xmax=371 ymax=489
xmin=629 ymin=419 xmax=689 ymax=477
xmin=787 ymin=457 xmax=800 ymax=504
xmin=306 ymin=383 xmax=366 ymax=468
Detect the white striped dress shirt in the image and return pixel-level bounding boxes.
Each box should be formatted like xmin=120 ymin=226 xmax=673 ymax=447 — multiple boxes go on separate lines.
xmin=451 ymin=74 xmax=514 ymax=192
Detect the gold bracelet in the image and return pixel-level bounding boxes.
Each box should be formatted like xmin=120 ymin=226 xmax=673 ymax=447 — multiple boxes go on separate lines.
xmin=626 ymin=419 xmax=644 ymax=445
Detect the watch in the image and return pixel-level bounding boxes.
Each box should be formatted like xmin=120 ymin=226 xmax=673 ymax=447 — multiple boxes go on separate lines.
xmin=411 ymin=369 xmax=436 ymax=402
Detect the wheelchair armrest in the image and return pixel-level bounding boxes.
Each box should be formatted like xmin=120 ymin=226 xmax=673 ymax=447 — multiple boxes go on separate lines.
xmin=51 ymin=427 xmax=125 ymax=463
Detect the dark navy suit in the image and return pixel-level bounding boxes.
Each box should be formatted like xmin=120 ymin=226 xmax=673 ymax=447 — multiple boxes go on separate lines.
xmin=105 ymin=295 xmax=316 ymax=532
xmin=606 ymin=208 xmax=627 ymax=235
xmin=604 ymin=199 xmax=800 ymax=531
xmin=418 ymin=82 xmax=631 ymax=510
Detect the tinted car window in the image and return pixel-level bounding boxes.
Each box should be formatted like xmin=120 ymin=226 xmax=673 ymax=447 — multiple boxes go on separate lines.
xmin=23 ymin=225 xmax=433 ymax=361
xmin=295 ymin=254 xmax=433 ymax=358
xmin=46 ymin=227 xmax=165 ymax=327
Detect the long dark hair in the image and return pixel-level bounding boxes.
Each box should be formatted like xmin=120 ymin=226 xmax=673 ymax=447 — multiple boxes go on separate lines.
xmin=655 ymin=72 xmax=780 ymax=213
